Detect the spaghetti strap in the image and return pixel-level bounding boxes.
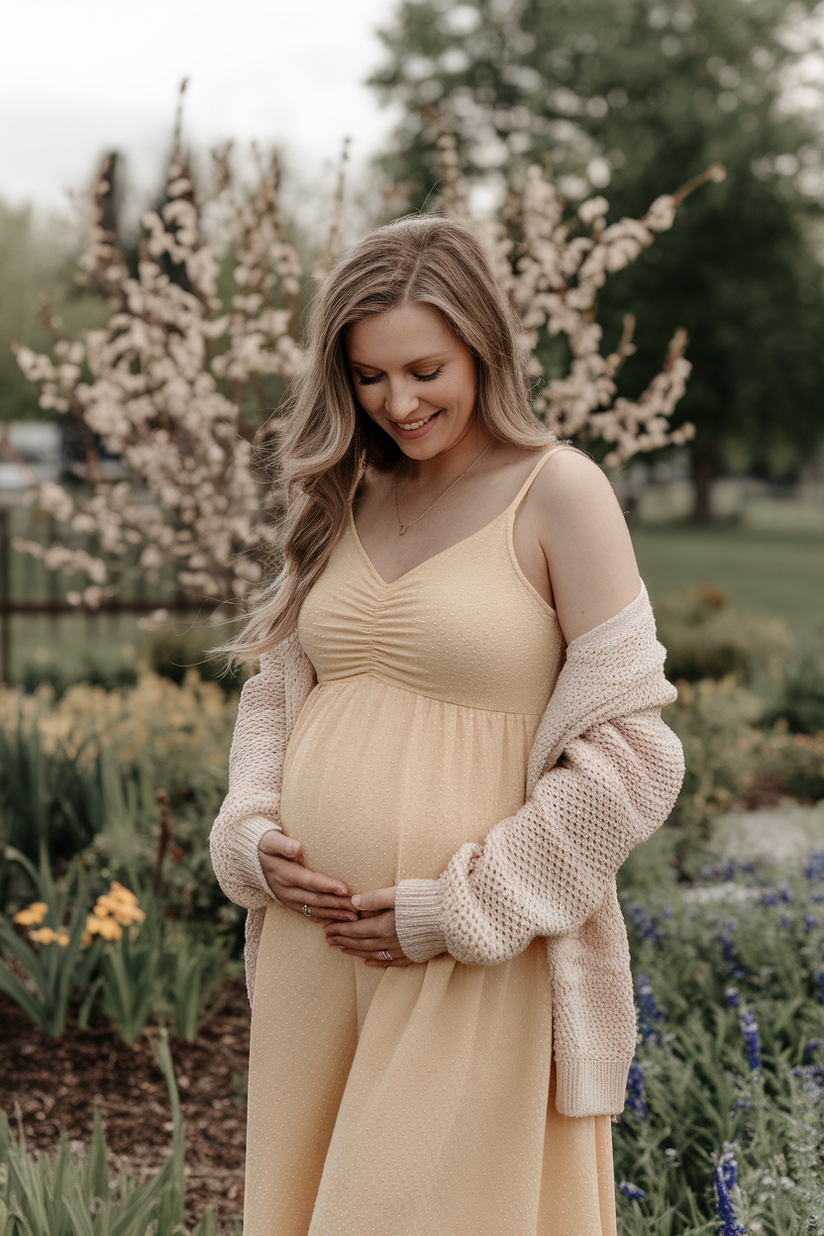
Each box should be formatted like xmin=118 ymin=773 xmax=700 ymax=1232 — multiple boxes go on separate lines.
xmin=509 ymin=444 xmax=571 ymax=513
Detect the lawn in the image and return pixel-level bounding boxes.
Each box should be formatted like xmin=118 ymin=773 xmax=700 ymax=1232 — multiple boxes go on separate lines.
xmin=632 ymin=526 xmax=824 ymax=637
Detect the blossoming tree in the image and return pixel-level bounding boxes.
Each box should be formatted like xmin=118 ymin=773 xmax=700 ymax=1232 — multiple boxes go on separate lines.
xmin=13 ymin=133 xmax=719 ymax=614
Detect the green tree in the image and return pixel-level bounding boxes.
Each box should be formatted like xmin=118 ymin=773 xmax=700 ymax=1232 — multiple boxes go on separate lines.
xmin=0 ymin=200 xmax=108 ymax=425
xmin=371 ymin=0 xmax=824 ymax=517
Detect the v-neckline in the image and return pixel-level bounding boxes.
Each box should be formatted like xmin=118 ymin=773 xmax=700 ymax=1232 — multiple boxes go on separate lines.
xmin=347 ymin=446 xmax=565 ymax=589
xmin=347 ymin=504 xmax=507 ymax=588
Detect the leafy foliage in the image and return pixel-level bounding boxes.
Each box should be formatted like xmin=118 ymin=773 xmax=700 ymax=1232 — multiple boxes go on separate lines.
xmin=615 ymin=858 xmax=824 ymax=1234
xmin=0 ymin=1032 xmax=220 ymax=1235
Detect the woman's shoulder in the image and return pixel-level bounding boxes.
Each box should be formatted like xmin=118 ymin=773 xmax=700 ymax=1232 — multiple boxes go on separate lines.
xmin=526 ymin=445 xmax=617 ymax=519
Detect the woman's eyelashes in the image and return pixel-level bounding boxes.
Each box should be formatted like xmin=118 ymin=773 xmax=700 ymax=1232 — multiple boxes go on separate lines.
xmin=355 ymin=366 xmax=443 ymax=387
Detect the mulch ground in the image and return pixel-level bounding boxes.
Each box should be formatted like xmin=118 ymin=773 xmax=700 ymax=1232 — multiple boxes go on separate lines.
xmin=0 ymin=978 xmax=250 ymax=1233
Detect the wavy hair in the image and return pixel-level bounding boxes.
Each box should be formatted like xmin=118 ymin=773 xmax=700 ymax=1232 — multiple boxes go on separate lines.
xmin=227 ymin=214 xmax=554 ymax=664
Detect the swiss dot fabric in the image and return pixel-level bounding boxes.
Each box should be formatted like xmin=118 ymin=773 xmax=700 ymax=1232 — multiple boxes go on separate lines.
xmin=243 ymin=450 xmax=617 ymax=1235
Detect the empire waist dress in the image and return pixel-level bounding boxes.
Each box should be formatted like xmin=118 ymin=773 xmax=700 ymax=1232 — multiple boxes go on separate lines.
xmin=244 ymin=449 xmax=618 ymax=1236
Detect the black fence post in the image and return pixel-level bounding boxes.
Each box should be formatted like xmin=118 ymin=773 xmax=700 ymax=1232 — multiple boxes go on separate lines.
xmin=0 ymin=507 xmax=10 ymax=686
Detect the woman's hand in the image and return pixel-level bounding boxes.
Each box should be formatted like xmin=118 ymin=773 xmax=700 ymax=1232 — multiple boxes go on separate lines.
xmin=258 ymin=831 xmax=358 ymax=922
xmin=324 ymin=886 xmax=415 ymax=967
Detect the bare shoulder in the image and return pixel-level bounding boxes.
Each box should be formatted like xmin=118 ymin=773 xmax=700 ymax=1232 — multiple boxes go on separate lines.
xmin=529 ymin=447 xmax=618 ymax=515
xmin=526 ymin=448 xmax=641 ymax=643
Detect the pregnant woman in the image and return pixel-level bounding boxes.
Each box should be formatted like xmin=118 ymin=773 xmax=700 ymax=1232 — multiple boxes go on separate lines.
xmin=210 ymin=215 xmax=684 ymax=1236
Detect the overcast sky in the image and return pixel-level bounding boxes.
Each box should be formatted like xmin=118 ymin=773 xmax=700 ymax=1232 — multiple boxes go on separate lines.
xmin=1 ymin=0 xmax=401 ymax=212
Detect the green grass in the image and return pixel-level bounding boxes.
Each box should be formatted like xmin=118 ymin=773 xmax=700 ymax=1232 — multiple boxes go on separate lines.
xmin=632 ymin=526 xmax=824 ymax=637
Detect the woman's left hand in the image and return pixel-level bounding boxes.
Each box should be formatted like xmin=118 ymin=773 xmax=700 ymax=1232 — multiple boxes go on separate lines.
xmin=324 ymin=886 xmax=415 ymax=967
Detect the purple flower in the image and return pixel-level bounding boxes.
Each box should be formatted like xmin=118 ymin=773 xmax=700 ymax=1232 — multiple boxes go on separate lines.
xmin=779 ymin=916 xmax=792 ymax=929
xmin=714 ymin=1146 xmax=746 ymax=1235
xmin=625 ymin=902 xmax=662 ymax=946
xmin=625 ymin=1061 xmax=646 ymax=1119
xmin=761 ymin=891 xmax=778 ymax=906
xmin=734 ymin=1098 xmax=752 ymax=1109
xmin=804 ymin=1038 xmax=820 ymax=1058
xmin=618 ymin=1181 xmax=646 ymax=1201
xmin=806 ymin=915 xmax=818 ymax=931
xmin=804 ymin=852 xmax=824 ymax=881
xmin=635 ymin=974 xmax=664 ymax=1042
xmin=779 ymin=881 xmax=792 ymax=903
xmin=740 ymin=1010 xmax=761 ymax=1074
xmin=716 ymin=934 xmax=745 ymax=980
xmin=818 ymin=971 xmax=824 ymax=1006
xmin=725 ymin=986 xmax=740 ymax=1009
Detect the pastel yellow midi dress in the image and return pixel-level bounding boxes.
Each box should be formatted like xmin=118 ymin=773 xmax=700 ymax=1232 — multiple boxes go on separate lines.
xmin=244 ymin=451 xmax=617 ymax=1236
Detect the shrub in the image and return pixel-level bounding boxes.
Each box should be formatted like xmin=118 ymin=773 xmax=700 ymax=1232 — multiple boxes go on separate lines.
xmin=656 ymin=586 xmax=794 ymax=684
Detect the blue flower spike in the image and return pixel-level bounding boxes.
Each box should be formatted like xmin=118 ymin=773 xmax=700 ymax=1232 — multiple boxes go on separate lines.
xmin=714 ymin=1144 xmax=746 ymax=1236
xmin=725 ymin=986 xmax=740 ymax=1009
xmin=740 ymin=1009 xmax=762 ymax=1075
xmin=625 ymin=1061 xmax=646 ymax=1119
xmin=618 ymin=1181 xmax=647 ymax=1202
xmin=635 ymin=973 xmax=664 ymax=1043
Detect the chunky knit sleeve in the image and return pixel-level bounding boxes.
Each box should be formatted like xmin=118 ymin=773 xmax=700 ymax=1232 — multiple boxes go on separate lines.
xmin=209 ymin=644 xmax=289 ymax=912
xmin=395 ymin=587 xmax=685 ymax=965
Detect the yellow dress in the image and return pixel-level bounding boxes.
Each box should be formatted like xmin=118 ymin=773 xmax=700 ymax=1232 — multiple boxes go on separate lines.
xmin=244 ymin=451 xmax=617 ymax=1236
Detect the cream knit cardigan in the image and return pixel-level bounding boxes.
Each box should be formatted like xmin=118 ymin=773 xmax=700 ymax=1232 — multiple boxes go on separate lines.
xmin=210 ymin=582 xmax=684 ymax=1119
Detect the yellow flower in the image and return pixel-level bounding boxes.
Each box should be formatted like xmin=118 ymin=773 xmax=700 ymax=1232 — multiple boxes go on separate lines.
xmin=109 ymin=881 xmax=139 ymax=906
xmin=111 ymin=902 xmax=145 ymax=926
xmin=29 ymin=927 xmax=68 ymax=945
xmin=13 ymin=902 xmax=48 ymax=928
xmin=85 ymin=913 xmax=122 ymax=942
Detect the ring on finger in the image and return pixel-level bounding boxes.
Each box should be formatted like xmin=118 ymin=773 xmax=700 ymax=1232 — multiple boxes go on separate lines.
xmin=302 ymin=904 xmax=312 ymax=918
xmin=380 ymin=949 xmax=392 ymax=962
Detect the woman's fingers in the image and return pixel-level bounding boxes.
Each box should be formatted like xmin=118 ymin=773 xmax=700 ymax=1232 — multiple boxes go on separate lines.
xmin=257 ymin=835 xmax=358 ymax=920
xmin=259 ymin=829 xmax=303 ymax=861
xmin=323 ymin=910 xmax=394 ymax=943
xmin=351 ymin=886 xmax=397 ymax=913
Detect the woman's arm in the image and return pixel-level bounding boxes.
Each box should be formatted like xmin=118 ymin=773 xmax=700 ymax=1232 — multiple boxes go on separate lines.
xmin=210 ymin=637 xmax=360 ymax=922
xmin=210 ymin=643 xmax=291 ymax=910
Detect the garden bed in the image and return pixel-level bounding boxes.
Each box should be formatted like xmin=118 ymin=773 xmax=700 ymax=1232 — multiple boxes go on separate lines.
xmin=0 ymin=978 xmax=250 ymax=1233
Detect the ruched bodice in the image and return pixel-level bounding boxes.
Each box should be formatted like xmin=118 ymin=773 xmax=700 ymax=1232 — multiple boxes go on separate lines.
xmin=297 ymin=498 xmax=564 ymax=716
xmin=244 ymin=448 xmax=617 ymax=1236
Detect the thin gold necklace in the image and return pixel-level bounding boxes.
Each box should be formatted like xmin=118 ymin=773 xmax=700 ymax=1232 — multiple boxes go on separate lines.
xmin=394 ymin=439 xmax=493 ymax=536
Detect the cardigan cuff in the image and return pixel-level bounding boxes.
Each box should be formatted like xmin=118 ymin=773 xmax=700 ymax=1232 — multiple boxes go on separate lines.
xmin=395 ymin=878 xmax=448 ymax=962
xmin=235 ymin=815 xmax=282 ymax=903
xmin=554 ymin=1058 xmax=630 ymax=1118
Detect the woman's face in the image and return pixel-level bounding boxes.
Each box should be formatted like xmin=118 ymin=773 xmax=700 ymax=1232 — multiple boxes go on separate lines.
xmin=345 ymin=302 xmax=480 ymax=459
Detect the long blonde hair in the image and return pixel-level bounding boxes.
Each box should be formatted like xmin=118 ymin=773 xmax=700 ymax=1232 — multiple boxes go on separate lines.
xmin=229 ymin=214 xmax=554 ymax=664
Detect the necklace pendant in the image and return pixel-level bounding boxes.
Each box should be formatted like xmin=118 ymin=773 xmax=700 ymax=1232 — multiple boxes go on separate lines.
xmin=398 ymin=524 xmax=408 ymax=536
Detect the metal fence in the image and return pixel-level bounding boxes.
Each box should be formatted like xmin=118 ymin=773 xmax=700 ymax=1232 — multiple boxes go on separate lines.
xmin=0 ymin=503 xmax=202 ymax=686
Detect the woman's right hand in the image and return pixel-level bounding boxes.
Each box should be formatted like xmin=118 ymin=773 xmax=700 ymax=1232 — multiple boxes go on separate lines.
xmin=258 ymin=830 xmax=359 ymax=922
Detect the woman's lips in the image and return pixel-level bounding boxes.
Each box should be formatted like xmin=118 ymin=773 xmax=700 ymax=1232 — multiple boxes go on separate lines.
xmin=391 ymin=410 xmax=442 ymax=439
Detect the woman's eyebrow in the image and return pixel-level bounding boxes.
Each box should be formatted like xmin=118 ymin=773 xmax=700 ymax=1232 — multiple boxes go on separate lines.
xmin=347 ymin=353 xmax=448 ymax=369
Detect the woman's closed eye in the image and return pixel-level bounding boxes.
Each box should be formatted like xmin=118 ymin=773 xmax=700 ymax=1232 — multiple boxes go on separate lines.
xmin=356 ymin=367 xmax=443 ymax=387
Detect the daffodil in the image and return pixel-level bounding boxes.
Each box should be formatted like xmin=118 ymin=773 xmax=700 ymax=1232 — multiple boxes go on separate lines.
xmin=13 ymin=902 xmax=48 ymax=928
xmin=29 ymin=927 xmax=66 ymax=945
xmin=109 ymin=881 xmax=139 ymax=906
xmin=85 ymin=913 xmax=123 ymax=942
xmin=112 ymin=902 xmax=146 ymax=926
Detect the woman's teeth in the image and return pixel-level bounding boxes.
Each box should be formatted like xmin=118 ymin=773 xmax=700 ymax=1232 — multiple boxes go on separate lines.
xmin=400 ymin=413 xmax=436 ymax=431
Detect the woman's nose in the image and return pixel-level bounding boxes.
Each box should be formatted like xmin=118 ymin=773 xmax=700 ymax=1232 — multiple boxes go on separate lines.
xmin=384 ymin=381 xmax=419 ymax=420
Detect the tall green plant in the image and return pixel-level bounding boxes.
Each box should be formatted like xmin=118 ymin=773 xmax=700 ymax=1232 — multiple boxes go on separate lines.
xmin=0 ymin=1032 xmax=219 ymax=1235
xmin=0 ymin=848 xmax=102 ymax=1037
